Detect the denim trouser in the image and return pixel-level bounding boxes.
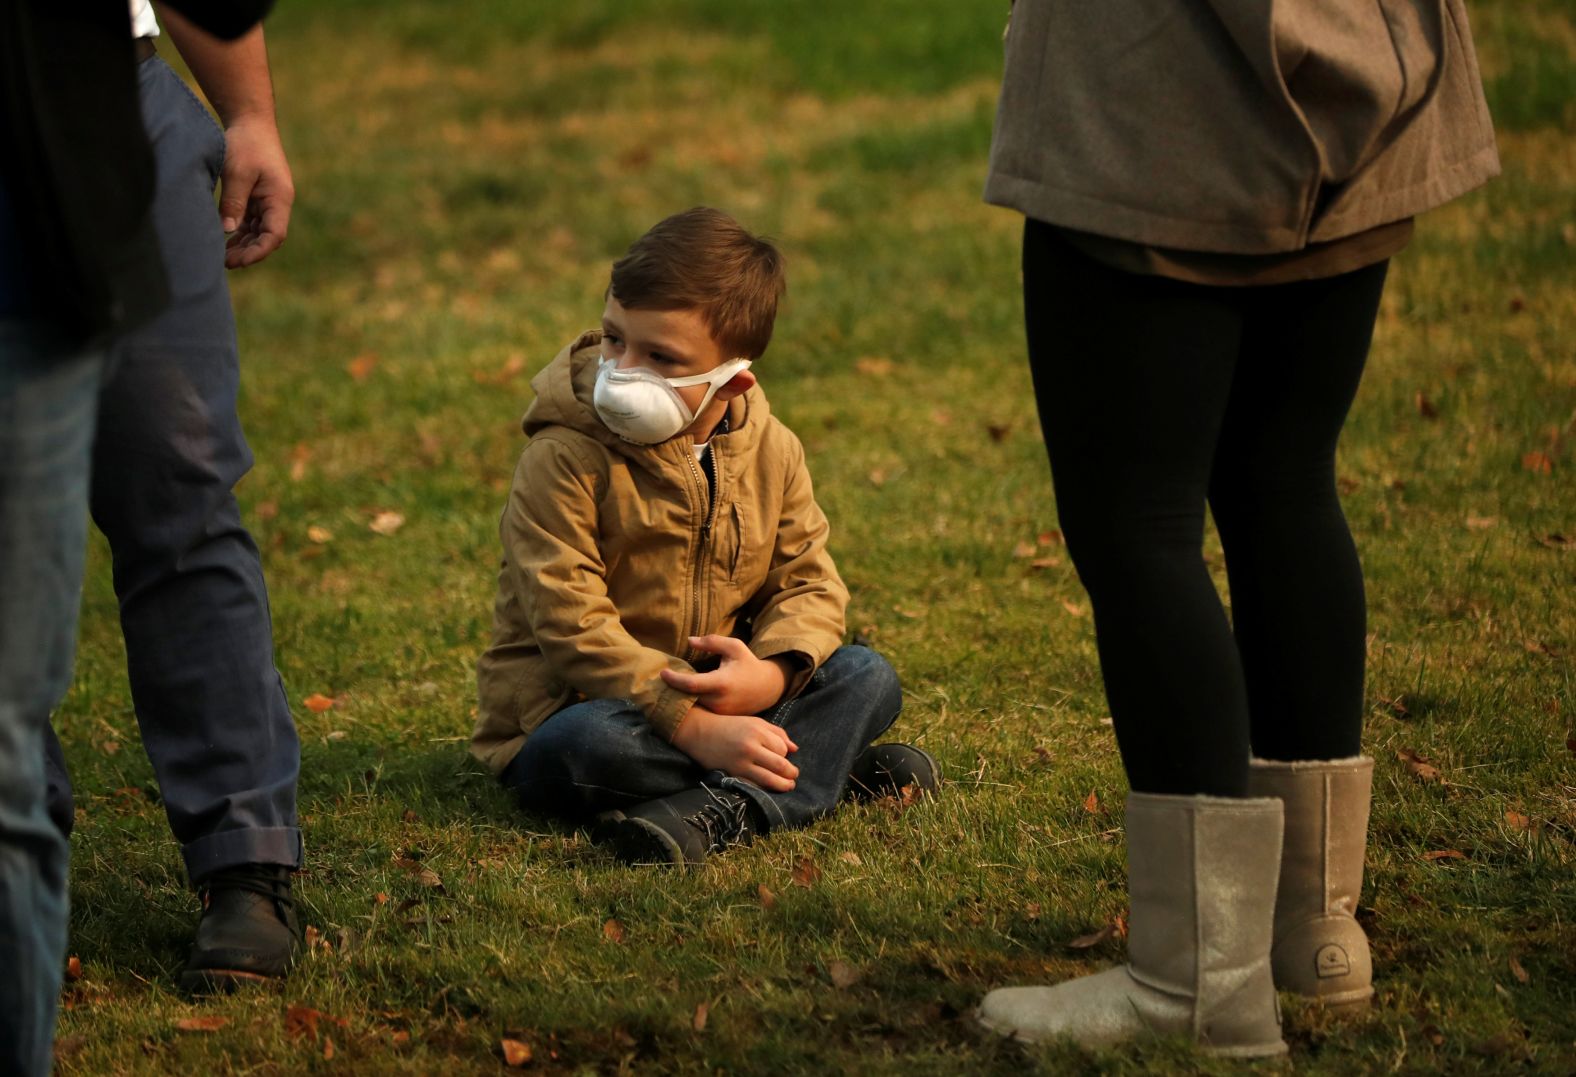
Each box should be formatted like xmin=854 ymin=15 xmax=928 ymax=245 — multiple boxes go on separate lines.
xmin=0 ymin=324 xmax=106 ymax=1076
xmin=42 ymin=56 xmax=301 ymax=882
xmin=502 ymin=645 xmax=903 ymax=830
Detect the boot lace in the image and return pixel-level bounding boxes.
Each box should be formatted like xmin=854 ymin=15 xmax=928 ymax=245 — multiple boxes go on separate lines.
xmin=199 ymin=865 xmax=295 ymax=915
xmin=682 ymin=792 xmax=753 ymax=853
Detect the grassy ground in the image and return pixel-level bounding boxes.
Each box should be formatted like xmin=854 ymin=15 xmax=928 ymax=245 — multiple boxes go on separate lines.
xmin=52 ymin=1 xmax=1574 ymax=1072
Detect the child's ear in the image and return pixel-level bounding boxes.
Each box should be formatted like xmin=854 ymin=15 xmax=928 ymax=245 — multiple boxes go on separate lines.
xmin=715 ymin=368 xmax=756 ymax=401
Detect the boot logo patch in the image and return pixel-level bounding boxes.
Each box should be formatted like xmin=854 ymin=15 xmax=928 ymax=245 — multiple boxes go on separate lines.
xmin=1315 ymin=944 xmax=1351 ymax=979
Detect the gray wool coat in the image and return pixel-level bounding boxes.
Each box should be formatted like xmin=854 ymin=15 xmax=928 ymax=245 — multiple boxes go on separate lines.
xmin=985 ymin=0 xmax=1500 ymax=253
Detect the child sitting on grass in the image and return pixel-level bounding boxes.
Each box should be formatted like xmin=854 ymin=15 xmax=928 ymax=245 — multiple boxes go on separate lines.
xmin=471 ymin=207 xmax=937 ymax=865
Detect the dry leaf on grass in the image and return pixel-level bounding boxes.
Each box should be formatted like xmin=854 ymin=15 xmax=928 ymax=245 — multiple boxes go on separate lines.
xmin=1415 ymin=392 xmax=1439 ymax=419
xmin=791 ymin=856 xmax=822 ymax=888
xmin=1509 ymin=955 xmax=1530 ymax=984
xmin=1082 ymin=790 xmax=1101 ymax=814
xmin=827 ymin=960 xmax=862 ymax=989
xmin=1396 ymin=747 xmax=1443 ymax=783
xmin=65 ymin=956 xmax=82 ymax=981
xmin=306 ymin=525 xmax=334 ymax=544
xmin=394 ymin=857 xmax=443 ymax=889
xmin=1062 ymin=600 xmax=1086 ymax=617
xmin=175 ymin=1015 xmax=228 ymax=1033
xmin=757 ymin=884 xmax=778 ymax=910
xmin=691 ymin=1001 xmax=709 ymax=1032
xmin=369 ymin=511 xmax=406 ymax=536
xmin=501 ymin=1038 xmax=532 ymax=1066
xmin=854 ymin=356 xmax=894 ymax=377
xmin=322 ymin=1036 xmax=335 ymax=1061
xmin=347 ymin=353 xmax=379 ymax=382
xmin=1068 ymin=917 xmax=1122 ymax=950
xmin=603 ymin=918 xmax=627 ymax=943
xmin=1536 ymin=532 xmax=1575 ymax=550
xmin=1012 ymin=541 xmax=1037 ymax=560
xmin=1521 ymin=451 xmax=1554 ymax=474
xmin=986 ymin=422 xmax=1012 ymax=443
xmin=303 ymin=693 xmax=335 ymax=713
xmin=1465 ymin=514 xmax=1498 ymax=531
xmin=1504 ymin=811 xmax=1531 ymax=831
xmin=1422 ymin=849 xmax=1466 ymax=862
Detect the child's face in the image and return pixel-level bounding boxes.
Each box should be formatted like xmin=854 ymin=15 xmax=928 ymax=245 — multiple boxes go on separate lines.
xmin=600 ymin=295 xmax=754 ymax=440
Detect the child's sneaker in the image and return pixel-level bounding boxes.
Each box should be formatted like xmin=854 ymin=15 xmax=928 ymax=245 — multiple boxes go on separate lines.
xmin=595 ymin=786 xmax=763 ymax=867
xmin=846 ymin=743 xmax=940 ymax=801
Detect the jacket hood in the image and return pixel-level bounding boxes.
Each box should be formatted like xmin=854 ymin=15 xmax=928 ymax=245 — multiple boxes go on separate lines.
xmin=522 ymin=329 xmax=769 ymax=465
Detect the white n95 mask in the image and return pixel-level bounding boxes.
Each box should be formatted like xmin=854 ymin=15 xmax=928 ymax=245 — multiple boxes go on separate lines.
xmin=592 ymin=354 xmax=752 ymax=445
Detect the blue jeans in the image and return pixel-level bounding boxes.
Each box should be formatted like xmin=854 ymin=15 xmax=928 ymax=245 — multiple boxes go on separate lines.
xmin=0 ymin=323 xmax=106 ymax=1077
xmin=43 ymin=56 xmax=301 ymax=881
xmin=502 ymin=645 xmax=903 ymax=830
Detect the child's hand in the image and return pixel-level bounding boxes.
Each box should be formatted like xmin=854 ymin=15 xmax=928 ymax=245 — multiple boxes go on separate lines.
xmin=670 ymin=705 xmax=799 ymax=792
xmin=660 ymin=635 xmax=791 ymax=716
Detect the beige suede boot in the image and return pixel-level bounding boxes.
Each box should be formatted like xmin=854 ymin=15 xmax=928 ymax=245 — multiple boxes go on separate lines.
xmin=1247 ymin=756 xmax=1374 ymax=1011
xmin=977 ymin=793 xmax=1287 ymax=1057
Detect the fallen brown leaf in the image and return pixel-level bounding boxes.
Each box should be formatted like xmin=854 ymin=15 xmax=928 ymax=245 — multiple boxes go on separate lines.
xmin=757 ymin=884 xmax=778 ymax=910
xmin=402 ymin=808 xmax=418 ymax=824
xmin=1062 ymin=600 xmax=1086 ymax=617
xmin=1030 ymin=557 xmax=1061 ymax=570
xmin=1415 ymin=392 xmax=1438 ymax=419
xmin=1082 ymin=790 xmax=1101 ymax=814
xmin=1395 ymin=747 xmax=1443 ymax=784
xmin=1521 ymin=451 xmax=1554 ymax=475
xmin=306 ymin=525 xmax=334 ymax=544
xmin=1509 ymin=955 xmax=1530 ymax=984
xmin=1422 ymin=849 xmax=1466 ymax=862
xmin=1038 ymin=529 xmax=1063 ymax=546
xmin=373 ymin=891 xmax=389 ymax=906
xmin=347 ymin=353 xmax=379 ymax=382
xmin=394 ymin=857 xmax=443 ymax=889
xmin=828 ymin=960 xmax=862 ymax=989
xmin=838 ymin=851 xmax=863 ymax=866
xmin=254 ymin=500 xmax=279 ymax=522
xmin=692 ymin=1001 xmax=710 ymax=1032
xmin=1465 ymin=514 xmax=1498 ymax=530
xmin=1504 ymin=811 xmax=1531 ymax=831
xmin=986 ymin=422 xmax=1012 ymax=443
xmin=322 ymin=1036 xmax=335 ymax=1061
xmin=175 ymin=1015 xmax=228 ymax=1033
xmin=603 ymin=918 xmax=626 ymax=943
xmin=285 ymin=1004 xmax=321 ymax=1040
xmin=1012 ymin=540 xmax=1037 ymax=560
xmin=303 ymin=693 xmax=335 ymax=713
xmin=791 ymin=856 xmax=822 ymax=888
xmin=501 ymin=1037 xmax=532 ymax=1066
xmin=854 ymin=356 xmax=894 ymax=377
xmin=289 ymin=443 xmax=311 ymax=482
xmin=65 ymin=956 xmax=82 ymax=982
xmin=369 ymin=511 xmax=406 ymax=536
xmin=1068 ymin=920 xmax=1119 ymax=950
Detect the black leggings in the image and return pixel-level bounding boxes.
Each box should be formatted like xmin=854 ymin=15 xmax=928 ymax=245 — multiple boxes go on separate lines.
xmin=1023 ymin=220 xmax=1387 ymax=797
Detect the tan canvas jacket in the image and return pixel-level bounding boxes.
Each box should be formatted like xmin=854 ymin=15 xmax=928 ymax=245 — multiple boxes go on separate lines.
xmin=986 ymin=0 xmax=1500 ymax=253
xmin=471 ymin=332 xmax=850 ymax=774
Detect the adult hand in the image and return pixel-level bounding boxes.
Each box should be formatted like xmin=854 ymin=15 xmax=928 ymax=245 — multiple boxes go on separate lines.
xmin=670 ymin=705 xmax=799 ymax=792
xmin=218 ymin=114 xmax=293 ymax=269
xmin=660 ymin=635 xmax=791 ymax=716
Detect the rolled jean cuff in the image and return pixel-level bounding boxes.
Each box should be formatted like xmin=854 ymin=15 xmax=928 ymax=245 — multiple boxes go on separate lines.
xmin=182 ymin=826 xmax=303 ymax=883
xmin=713 ymin=774 xmax=789 ymax=830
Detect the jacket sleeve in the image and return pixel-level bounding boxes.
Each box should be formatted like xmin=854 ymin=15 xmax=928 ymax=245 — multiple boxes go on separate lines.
xmin=502 ymin=433 xmax=697 ymax=738
xmin=746 ymin=433 xmax=850 ymax=697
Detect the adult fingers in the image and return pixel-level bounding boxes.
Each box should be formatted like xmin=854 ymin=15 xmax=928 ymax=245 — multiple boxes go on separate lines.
xmin=227 ymin=199 xmax=289 ymax=269
xmin=217 ymin=167 xmax=257 ymax=236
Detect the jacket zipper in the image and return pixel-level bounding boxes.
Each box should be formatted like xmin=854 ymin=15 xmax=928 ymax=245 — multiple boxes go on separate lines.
xmin=682 ymin=446 xmax=720 ymax=662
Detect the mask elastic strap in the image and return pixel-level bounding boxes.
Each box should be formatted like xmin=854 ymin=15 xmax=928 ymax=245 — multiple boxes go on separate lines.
xmin=671 ymin=358 xmax=752 ymax=422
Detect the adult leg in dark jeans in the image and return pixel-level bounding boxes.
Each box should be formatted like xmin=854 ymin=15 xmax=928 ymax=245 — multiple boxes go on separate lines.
xmin=47 ymin=57 xmax=301 ymax=991
xmin=0 ymin=328 xmax=105 ymax=1077
xmin=504 ymin=645 xmax=904 ymax=831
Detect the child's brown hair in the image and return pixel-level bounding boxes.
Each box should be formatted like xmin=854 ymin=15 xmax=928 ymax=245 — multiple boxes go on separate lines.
xmin=610 ymin=207 xmax=786 ymax=359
